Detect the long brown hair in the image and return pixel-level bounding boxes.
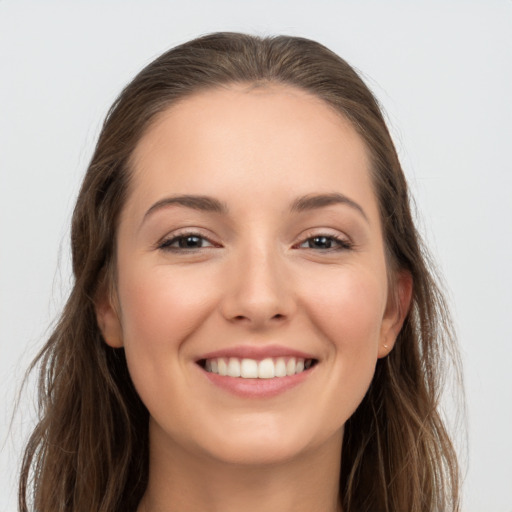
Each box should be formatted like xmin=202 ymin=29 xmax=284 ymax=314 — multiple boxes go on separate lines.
xmin=19 ymin=32 xmax=462 ymax=512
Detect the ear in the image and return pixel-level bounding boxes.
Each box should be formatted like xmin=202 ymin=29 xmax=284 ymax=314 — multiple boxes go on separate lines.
xmin=94 ymin=285 xmax=123 ymax=348
xmin=378 ymin=270 xmax=413 ymax=358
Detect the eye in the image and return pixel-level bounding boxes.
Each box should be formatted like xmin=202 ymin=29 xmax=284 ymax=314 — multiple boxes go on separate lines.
xmin=158 ymin=233 xmax=217 ymax=251
xmin=297 ymin=235 xmax=352 ymax=251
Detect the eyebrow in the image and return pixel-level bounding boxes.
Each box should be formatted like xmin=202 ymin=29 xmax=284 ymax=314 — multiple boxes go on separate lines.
xmin=143 ymin=195 xmax=228 ymax=222
xmin=142 ymin=192 xmax=368 ymax=224
xmin=290 ymin=193 xmax=369 ymax=222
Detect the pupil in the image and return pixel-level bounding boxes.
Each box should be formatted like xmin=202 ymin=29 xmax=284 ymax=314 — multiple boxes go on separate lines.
xmin=310 ymin=236 xmax=331 ymax=249
xmin=180 ymin=236 xmax=202 ymax=248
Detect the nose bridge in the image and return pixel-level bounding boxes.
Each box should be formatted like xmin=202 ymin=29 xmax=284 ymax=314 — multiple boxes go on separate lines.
xmin=220 ymin=236 xmax=293 ymax=326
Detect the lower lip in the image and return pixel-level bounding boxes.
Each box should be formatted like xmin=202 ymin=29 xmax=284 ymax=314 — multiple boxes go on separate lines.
xmin=198 ymin=365 xmax=315 ymax=398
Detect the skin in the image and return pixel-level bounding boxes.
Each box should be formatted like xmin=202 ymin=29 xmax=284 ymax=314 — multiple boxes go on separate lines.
xmin=96 ymin=84 xmax=411 ymax=512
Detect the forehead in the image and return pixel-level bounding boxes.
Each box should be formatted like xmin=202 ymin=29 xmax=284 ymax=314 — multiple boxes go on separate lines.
xmin=132 ymin=83 xmax=370 ymax=167
xmin=127 ymin=83 xmax=378 ymax=221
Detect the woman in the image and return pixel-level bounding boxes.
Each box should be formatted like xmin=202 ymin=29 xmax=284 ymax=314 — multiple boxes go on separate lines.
xmin=19 ymin=32 xmax=461 ymax=512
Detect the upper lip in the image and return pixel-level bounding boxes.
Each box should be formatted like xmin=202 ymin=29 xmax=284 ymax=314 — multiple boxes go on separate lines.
xmin=196 ymin=344 xmax=318 ymax=362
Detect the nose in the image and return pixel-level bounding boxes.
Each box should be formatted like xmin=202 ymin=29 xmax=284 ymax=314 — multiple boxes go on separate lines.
xmin=219 ymin=245 xmax=295 ymax=329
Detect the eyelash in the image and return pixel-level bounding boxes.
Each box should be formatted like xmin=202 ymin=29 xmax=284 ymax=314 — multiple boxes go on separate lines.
xmin=157 ymin=232 xmax=217 ymax=251
xmin=294 ymin=234 xmax=353 ymax=251
xmin=157 ymin=232 xmax=353 ymax=253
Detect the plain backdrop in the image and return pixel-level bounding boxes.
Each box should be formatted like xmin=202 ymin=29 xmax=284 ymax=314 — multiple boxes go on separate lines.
xmin=1 ymin=1 xmax=511 ymax=511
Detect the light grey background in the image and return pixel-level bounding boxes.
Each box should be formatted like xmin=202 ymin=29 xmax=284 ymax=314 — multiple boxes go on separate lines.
xmin=1 ymin=1 xmax=511 ymax=511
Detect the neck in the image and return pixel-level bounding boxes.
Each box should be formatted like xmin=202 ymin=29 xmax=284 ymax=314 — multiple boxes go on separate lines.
xmin=138 ymin=423 xmax=343 ymax=512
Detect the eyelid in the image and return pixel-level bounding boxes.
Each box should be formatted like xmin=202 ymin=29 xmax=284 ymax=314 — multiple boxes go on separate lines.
xmin=293 ymin=229 xmax=353 ymax=251
xmin=155 ymin=228 xmax=221 ymax=251
xmin=154 ymin=227 xmax=353 ymax=252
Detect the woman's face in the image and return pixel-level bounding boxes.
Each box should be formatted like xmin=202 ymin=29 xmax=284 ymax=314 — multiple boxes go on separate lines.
xmin=97 ymin=84 xmax=408 ymax=465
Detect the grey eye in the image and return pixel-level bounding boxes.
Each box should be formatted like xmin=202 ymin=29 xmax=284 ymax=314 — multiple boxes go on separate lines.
xmin=297 ymin=235 xmax=352 ymax=251
xmin=177 ymin=235 xmax=208 ymax=248
xmin=307 ymin=236 xmax=334 ymax=249
xmin=159 ymin=234 xmax=215 ymax=251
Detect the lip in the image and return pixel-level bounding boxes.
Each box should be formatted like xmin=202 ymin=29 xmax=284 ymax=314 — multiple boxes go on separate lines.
xmin=199 ymin=368 xmax=315 ymax=398
xmin=196 ymin=344 xmax=317 ymax=362
xmin=194 ymin=344 xmax=318 ymax=399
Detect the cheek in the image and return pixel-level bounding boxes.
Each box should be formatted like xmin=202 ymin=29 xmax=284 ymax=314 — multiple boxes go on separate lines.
xmin=116 ymin=264 xmax=218 ymax=367
xmin=114 ymin=263 xmax=224 ymax=432
xmin=305 ymin=266 xmax=387 ymax=351
xmin=301 ymin=266 xmax=387 ymax=408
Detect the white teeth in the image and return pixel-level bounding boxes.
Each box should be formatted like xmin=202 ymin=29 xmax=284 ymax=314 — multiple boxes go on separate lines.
xmin=227 ymin=358 xmax=241 ymax=377
xmin=218 ymin=358 xmax=228 ymax=376
xmin=275 ymin=357 xmax=287 ymax=377
xmin=203 ymin=357 xmax=314 ymax=378
xmin=258 ymin=358 xmax=275 ymax=379
xmin=240 ymin=358 xmax=258 ymax=378
xmin=286 ymin=358 xmax=296 ymax=376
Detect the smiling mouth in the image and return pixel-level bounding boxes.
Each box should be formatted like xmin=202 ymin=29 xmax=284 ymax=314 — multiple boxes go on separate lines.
xmin=197 ymin=357 xmax=318 ymax=379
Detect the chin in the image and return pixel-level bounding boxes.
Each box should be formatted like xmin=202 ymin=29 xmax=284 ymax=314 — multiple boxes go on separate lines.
xmin=191 ymin=418 xmax=343 ymax=467
xmin=206 ymin=439 xmax=303 ymax=466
